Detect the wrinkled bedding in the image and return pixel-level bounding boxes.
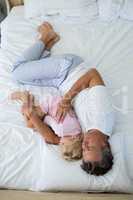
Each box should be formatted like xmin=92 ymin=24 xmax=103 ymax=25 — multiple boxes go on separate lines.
xmin=0 ymin=6 xmax=133 ymax=192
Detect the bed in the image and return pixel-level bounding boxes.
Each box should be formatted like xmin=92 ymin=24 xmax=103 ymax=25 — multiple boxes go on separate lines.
xmin=0 ymin=1 xmax=133 ymax=196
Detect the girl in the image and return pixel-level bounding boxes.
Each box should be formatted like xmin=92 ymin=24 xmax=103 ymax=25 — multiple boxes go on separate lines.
xmin=11 ymin=91 xmax=83 ymax=161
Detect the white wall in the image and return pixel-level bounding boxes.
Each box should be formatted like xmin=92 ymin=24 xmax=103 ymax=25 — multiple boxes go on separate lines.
xmin=0 ymin=0 xmax=8 ymax=17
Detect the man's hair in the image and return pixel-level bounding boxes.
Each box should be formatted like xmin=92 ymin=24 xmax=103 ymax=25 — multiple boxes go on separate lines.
xmin=81 ymin=145 xmax=113 ymax=176
xmin=60 ymin=136 xmax=82 ymax=161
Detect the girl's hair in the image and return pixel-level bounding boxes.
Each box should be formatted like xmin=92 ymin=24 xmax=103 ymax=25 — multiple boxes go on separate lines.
xmin=60 ymin=136 xmax=83 ymax=161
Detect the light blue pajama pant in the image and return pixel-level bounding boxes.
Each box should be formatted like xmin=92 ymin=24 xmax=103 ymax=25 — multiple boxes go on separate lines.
xmin=12 ymin=40 xmax=84 ymax=88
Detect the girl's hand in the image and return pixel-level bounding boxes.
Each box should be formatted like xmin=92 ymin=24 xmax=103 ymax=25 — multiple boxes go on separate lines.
xmin=21 ymin=103 xmax=34 ymax=119
xmin=25 ymin=115 xmax=35 ymax=128
xmin=56 ymin=98 xmax=72 ymax=123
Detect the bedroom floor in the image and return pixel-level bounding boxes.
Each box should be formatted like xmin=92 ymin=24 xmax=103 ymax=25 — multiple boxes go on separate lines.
xmin=0 ymin=190 xmax=132 ymax=200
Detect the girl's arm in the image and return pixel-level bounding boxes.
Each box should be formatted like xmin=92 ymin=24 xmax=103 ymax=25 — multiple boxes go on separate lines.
xmin=30 ymin=112 xmax=60 ymax=145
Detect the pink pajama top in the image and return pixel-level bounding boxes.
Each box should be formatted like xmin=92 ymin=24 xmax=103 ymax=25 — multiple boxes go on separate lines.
xmin=41 ymin=96 xmax=81 ymax=137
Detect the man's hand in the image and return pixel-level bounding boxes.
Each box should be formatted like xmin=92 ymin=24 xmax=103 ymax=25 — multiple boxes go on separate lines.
xmin=56 ymin=98 xmax=72 ymax=123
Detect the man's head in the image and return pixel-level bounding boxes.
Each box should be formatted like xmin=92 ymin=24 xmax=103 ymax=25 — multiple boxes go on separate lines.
xmin=81 ymin=130 xmax=113 ymax=176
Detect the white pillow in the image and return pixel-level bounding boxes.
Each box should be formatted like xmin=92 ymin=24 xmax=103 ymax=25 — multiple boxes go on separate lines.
xmin=98 ymin=0 xmax=124 ymax=21
xmin=35 ymin=133 xmax=133 ymax=193
xmin=24 ymin=0 xmax=42 ymax=18
xmin=120 ymin=0 xmax=133 ymax=21
xmin=24 ymin=0 xmax=98 ymax=20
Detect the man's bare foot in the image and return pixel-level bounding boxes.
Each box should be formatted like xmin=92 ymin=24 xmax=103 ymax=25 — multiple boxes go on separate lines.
xmin=38 ymin=22 xmax=60 ymax=49
xmin=46 ymin=33 xmax=60 ymax=50
xmin=38 ymin=22 xmax=57 ymax=45
xmin=38 ymin=22 xmax=53 ymax=32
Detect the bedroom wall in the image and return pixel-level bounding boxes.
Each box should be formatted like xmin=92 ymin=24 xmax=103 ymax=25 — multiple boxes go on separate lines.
xmin=0 ymin=0 xmax=8 ymax=17
xmin=9 ymin=0 xmax=23 ymax=7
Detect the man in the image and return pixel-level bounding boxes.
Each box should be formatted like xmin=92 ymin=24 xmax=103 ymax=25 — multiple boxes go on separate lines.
xmin=57 ymin=67 xmax=115 ymax=176
xmin=12 ymin=22 xmax=115 ymax=176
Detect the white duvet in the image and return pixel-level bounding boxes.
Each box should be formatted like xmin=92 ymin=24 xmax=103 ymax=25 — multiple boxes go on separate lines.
xmin=0 ymin=6 xmax=133 ymax=192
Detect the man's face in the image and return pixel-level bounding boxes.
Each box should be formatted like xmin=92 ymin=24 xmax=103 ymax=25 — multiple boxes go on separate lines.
xmin=82 ymin=130 xmax=108 ymax=162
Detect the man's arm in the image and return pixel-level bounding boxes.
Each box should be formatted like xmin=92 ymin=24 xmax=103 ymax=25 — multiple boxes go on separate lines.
xmin=63 ymin=68 xmax=105 ymax=101
xmin=56 ymin=68 xmax=105 ymax=122
xmin=30 ymin=113 xmax=60 ymax=145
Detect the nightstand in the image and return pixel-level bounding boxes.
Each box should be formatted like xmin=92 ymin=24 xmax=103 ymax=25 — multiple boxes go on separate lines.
xmin=0 ymin=15 xmax=4 ymax=43
xmin=0 ymin=0 xmax=10 ymax=42
xmin=5 ymin=0 xmax=10 ymax=15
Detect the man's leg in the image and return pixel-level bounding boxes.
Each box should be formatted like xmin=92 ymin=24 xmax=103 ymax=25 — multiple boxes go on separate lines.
xmin=12 ymin=23 xmax=63 ymax=87
xmin=12 ymin=22 xmax=55 ymax=72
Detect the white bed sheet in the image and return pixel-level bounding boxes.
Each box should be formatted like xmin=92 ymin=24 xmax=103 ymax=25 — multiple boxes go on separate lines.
xmin=0 ymin=6 xmax=133 ymax=192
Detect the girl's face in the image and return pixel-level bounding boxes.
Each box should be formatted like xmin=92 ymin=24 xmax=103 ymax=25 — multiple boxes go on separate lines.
xmin=60 ymin=134 xmax=83 ymax=145
xmin=60 ymin=136 xmax=73 ymax=145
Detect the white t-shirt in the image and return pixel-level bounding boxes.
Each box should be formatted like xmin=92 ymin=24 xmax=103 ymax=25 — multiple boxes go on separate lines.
xmin=60 ymin=61 xmax=92 ymax=94
xmin=73 ymin=85 xmax=115 ymax=136
xmin=60 ymin=62 xmax=115 ymax=137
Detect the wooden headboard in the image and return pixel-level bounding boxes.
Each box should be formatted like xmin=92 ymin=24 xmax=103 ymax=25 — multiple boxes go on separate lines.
xmin=9 ymin=0 xmax=24 ymax=7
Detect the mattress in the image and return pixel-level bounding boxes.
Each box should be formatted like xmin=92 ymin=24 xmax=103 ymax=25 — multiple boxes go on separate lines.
xmin=0 ymin=6 xmax=133 ymax=193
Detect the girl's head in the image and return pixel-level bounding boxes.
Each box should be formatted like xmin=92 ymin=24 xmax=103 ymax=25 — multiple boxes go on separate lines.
xmin=59 ymin=134 xmax=83 ymax=161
